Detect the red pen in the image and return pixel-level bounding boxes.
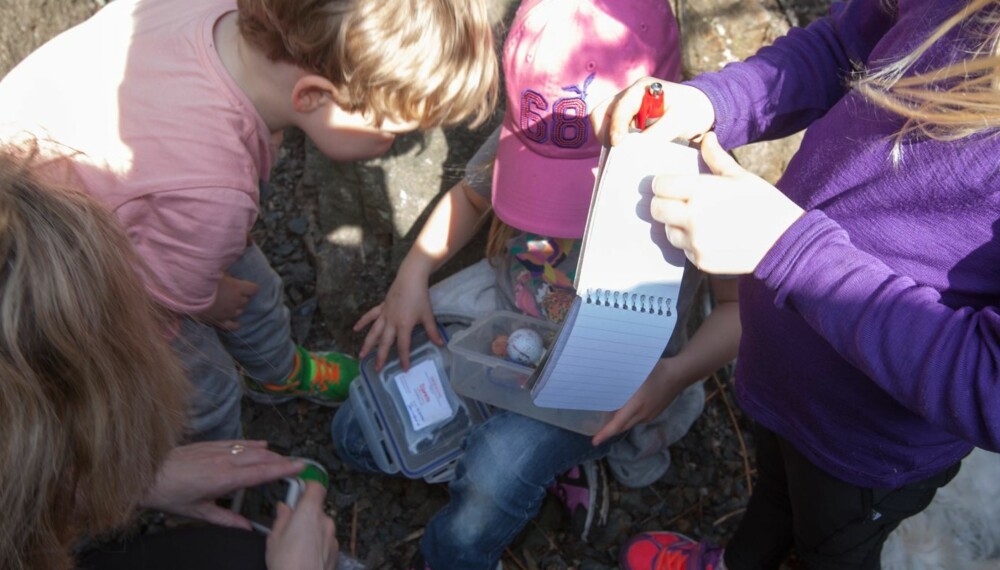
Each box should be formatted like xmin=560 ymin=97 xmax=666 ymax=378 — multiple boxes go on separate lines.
xmin=636 ymin=82 xmax=664 ymax=130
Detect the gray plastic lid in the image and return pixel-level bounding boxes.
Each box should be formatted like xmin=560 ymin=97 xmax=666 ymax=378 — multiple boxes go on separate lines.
xmin=358 ymin=325 xmax=490 ymax=479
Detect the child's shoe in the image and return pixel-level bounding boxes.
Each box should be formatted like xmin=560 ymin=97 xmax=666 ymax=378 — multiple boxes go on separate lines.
xmin=245 ymin=345 xmax=359 ymax=407
xmin=620 ymin=531 xmax=725 ymax=570
xmin=548 ymin=459 xmax=610 ymax=542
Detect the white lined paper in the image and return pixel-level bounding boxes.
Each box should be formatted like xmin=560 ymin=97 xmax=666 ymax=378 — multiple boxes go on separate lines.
xmin=530 ymin=135 xmax=705 ymax=411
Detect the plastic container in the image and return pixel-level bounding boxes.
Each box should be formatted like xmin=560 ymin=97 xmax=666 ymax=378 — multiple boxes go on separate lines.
xmin=350 ymin=325 xmax=490 ymax=483
xmin=448 ymin=311 xmax=612 ymax=435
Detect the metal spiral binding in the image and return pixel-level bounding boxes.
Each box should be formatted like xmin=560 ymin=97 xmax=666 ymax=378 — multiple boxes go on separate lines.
xmin=583 ymin=289 xmax=672 ymax=316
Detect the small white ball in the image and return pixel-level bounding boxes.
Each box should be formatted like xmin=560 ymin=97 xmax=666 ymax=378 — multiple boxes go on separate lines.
xmin=506 ymin=328 xmax=543 ymax=366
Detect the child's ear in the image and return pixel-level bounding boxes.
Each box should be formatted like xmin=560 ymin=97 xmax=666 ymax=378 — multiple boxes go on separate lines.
xmin=291 ymin=75 xmax=338 ymax=113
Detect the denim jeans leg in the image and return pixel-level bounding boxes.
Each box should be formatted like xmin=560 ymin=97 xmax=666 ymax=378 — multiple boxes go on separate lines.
xmin=171 ymin=317 xmax=243 ymax=441
xmin=422 ymin=411 xmax=614 ymax=570
xmin=216 ymin=244 xmax=297 ymax=384
xmin=330 ymin=398 xmax=386 ymax=474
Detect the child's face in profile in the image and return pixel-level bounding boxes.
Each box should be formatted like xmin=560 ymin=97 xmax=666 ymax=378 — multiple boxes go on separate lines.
xmin=301 ymin=100 xmax=417 ymax=162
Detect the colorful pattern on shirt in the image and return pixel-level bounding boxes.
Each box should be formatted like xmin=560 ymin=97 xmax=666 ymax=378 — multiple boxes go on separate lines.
xmin=507 ymin=234 xmax=580 ymax=323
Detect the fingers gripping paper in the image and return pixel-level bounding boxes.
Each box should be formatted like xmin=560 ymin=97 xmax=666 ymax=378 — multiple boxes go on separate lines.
xmin=529 ymin=134 xmax=707 ymax=411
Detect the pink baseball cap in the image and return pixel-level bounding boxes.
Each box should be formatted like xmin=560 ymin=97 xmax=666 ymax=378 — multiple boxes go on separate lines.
xmin=492 ymin=0 xmax=682 ymax=239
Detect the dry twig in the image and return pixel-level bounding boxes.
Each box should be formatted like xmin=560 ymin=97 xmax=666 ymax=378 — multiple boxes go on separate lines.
xmin=396 ymin=528 xmax=425 ymax=546
xmin=704 ymin=386 xmax=722 ymax=404
xmin=713 ymin=507 xmax=746 ymax=527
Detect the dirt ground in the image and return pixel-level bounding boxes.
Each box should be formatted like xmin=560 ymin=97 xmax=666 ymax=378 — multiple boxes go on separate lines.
xmin=0 ymin=1 xmax=834 ymax=568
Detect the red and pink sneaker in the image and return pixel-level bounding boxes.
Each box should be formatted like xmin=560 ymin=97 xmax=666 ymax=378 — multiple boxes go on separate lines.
xmin=619 ymin=531 xmax=725 ymax=570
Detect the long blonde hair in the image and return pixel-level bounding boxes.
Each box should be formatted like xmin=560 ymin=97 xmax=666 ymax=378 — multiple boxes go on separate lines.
xmin=0 ymin=149 xmax=188 ymax=570
xmin=857 ymin=0 xmax=1000 ymax=155
xmin=485 ymin=214 xmax=517 ymax=262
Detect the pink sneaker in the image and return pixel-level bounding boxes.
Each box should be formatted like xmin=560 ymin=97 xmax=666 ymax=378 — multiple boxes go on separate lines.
xmin=619 ymin=531 xmax=724 ymax=570
xmin=548 ymin=460 xmax=609 ymax=542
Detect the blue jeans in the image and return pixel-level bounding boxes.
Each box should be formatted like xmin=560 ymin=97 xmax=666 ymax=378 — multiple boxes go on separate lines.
xmin=331 ymin=403 xmax=614 ymax=570
xmin=172 ymin=244 xmax=296 ymax=441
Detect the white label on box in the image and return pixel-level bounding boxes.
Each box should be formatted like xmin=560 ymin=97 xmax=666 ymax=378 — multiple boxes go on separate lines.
xmin=393 ymin=359 xmax=453 ymax=431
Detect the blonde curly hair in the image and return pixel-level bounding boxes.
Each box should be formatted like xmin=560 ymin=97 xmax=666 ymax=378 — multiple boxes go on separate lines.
xmin=237 ymin=0 xmax=499 ymax=129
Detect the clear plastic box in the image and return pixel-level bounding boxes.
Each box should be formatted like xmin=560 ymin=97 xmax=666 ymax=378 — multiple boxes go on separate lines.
xmin=448 ymin=311 xmax=612 ymax=435
xmin=350 ymin=325 xmax=490 ymax=483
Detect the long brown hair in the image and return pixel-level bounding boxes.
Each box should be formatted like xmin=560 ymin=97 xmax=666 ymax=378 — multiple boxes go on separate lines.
xmin=856 ymin=0 xmax=1000 ymax=159
xmin=0 ymin=149 xmax=188 ymax=570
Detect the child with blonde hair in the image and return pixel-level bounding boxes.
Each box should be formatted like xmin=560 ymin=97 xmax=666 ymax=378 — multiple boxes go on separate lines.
xmin=337 ymin=1 xmax=741 ymax=568
xmin=592 ymin=0 xmax=1000 ymax=567
xmin=0 ymin=0 xmax=498 ymax=440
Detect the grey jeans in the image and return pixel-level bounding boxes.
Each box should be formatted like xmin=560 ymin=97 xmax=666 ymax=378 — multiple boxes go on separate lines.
xmin=171 ymin=244 xmax=296 ymax=441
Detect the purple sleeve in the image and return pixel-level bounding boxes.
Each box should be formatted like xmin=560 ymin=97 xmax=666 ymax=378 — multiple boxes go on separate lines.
xmin=755 ymin=210 xmax=1000 ymax=451
xmin=686 ymin=0 xmax=896 ymax=148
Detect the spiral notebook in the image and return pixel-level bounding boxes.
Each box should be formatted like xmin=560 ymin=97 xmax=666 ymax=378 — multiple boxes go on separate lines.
xmin=529 ymin=134 xmax=706 ymax=411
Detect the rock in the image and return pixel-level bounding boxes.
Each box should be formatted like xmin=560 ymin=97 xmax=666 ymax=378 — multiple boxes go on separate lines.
xmin=285 ymin=261 xmax=313 ymax=285
xmin=286 ymin=216 xmax=309 ymax=236
xmin=539 ymin=555 xmax=568 ymax=570
xmin=592 ymin=508 xmax=633 ymax=553
xmin=273 ymin=242 xmax=296 ymax=258
xmin=618 ymin=489 xmax=651 ymax=514
xmin=312 ymin=122 xmax=503 ymax=348
xmin=679 ymin=0 xmax=805 ymax=184
xmin=315 ymin=239 xmax=370 ymax=349
xmin=262 ymin=210 xmax=281 ymax=230
xmin=309 ymin=130 xmax=445 ymax=343
xmin=321 ymin=453 xmax=352 ymax=484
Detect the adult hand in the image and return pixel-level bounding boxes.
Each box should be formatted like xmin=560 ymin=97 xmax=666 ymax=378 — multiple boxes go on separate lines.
xmin=590 ymin=77 xmax=716 ymax=147
xmin=266 ymin=482 xmax=339 ymax=570
xmin=141 ymin=440 xmax=303 ymax=531
xmin=592 ymin=358 xmax=688 ymax=446
xmin=651 ymin=132 xmax=804 ymax=274
xmin=196 ymin=273 xmax=259 ymax=331
xmin=353 ymin=263 xmax=444 ymax=371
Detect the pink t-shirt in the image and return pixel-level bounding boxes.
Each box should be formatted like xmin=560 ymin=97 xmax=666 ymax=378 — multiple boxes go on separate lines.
xmin=0 ymin=0 xmax=271 ymax=315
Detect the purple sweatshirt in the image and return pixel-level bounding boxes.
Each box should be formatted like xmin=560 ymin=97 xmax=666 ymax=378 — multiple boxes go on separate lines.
xmin=687 ymin=0 xmax=1000 ymax=488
